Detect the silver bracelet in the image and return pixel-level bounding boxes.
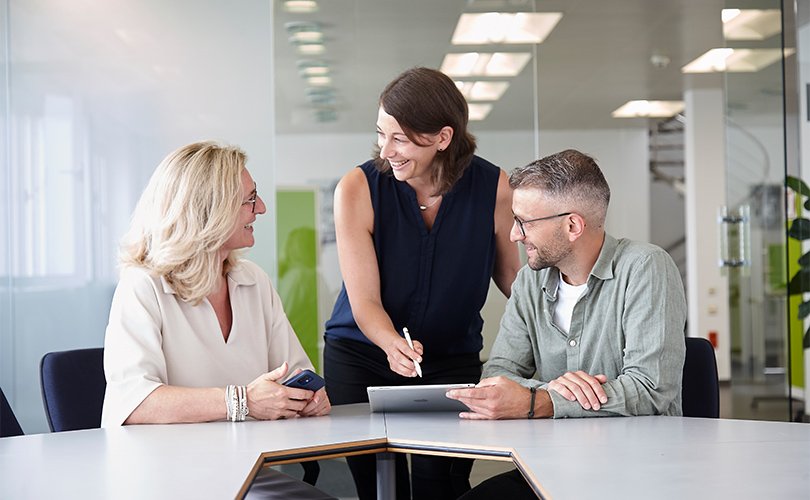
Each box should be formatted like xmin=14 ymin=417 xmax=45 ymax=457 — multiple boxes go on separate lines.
xmin=237 ymin=385 xmax=249 ymax=421
xmin=225 ymin=384 xmax=249 ymax=422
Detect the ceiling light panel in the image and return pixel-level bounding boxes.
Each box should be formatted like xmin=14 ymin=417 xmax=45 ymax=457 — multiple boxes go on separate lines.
xmin=285 ymin=21 xmax=323 ymax=44
xmin=452 ymin=12 xmax=563 ymax=44
xmin=283 ymin=1 xmax=318 ymax=14
xmin=296 ymin=43 xmax=325 ymax=55
xmin=307 ymin=76 xmax=331 ymax=86
xmin=298 ymin=60 xmax=330 ymax=77
xmin=456 ymin=81 xmax=510 ymax=101
xmin=468 ymin=103 xmax=493 ymax=121
xmin=722 ymin=9 xmax=781 ymax=40
xmin=441 ymin=52 xmax=531 ymax=77
xmin=611 ymin=100 xmax=685 ymax=118
xmin=682 ymin=48 xmax=794 ymax=73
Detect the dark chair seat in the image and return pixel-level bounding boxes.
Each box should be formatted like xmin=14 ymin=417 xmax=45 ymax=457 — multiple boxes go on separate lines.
xmin=1 ymin=387 xmax=24 ymax=437
xmin=682 ymin=337 xmax=720 ymax=418
xmin=40 ymin=348 xmax=106 ymax=431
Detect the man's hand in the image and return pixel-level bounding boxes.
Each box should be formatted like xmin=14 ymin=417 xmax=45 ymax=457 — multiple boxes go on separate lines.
xmin=446 ymin=376 xmax=552 ymax=420
xmin=547 ymin=371 xmax=608 ymax=411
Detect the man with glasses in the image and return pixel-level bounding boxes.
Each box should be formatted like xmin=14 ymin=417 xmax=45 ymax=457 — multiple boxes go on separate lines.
xmin=448 ymin=149 xmax=686 ymax=497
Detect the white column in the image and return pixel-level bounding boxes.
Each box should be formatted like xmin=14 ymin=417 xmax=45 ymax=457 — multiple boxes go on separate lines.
xmin=684 ymin=79 xmax=731 ymax=381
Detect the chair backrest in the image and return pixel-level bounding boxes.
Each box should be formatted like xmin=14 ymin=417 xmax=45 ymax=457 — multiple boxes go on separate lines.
xmin=40 ymin=348 xmax=106 ymax=432
xmin=1 ymin=386 xmax=24 ymax=437
xmin=682 ymin=337 xmax=720 ymax=418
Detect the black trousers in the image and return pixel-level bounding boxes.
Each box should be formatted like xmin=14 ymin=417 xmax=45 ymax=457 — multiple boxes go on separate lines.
xmin=458 ymin=469 xmax=538 ymax=500
xmin=324 ymin=337 xmax=482 ymax=500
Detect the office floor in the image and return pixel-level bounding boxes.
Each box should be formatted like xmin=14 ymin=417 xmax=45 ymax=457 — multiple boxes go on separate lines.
xmin=277 ymin=456 xmax=515 ymax=499
xmin=720 ymin=381 xmax=807 ymax=422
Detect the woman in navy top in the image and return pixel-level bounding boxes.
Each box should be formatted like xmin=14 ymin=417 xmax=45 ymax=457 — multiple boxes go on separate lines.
xmin=324 ymin=67 xmax=520 ymax=500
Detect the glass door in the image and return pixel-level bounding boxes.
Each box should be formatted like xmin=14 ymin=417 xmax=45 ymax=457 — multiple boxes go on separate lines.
xmin=723 ymin=0 xmax=800 ymax=421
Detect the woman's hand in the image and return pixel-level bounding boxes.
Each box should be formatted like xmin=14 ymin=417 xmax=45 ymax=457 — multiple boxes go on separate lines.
xmin=300 ymin=387 xmax=331 ymax=417
xmin=383 ymin=336 xmax=424 ymax=377
xmin=246 ymin=363 xmax=311 ymax=420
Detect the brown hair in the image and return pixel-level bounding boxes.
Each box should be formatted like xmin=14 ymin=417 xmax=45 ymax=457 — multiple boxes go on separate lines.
xmin=373 ymin=67 xmax=476 ymax=195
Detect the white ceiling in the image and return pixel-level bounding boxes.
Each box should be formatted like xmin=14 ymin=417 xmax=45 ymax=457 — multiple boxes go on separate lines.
xmin=273 ymin=0 xmax=791 ymax=134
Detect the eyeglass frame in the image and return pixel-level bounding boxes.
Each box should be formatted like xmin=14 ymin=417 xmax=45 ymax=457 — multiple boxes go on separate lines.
xmin=513 ymin=212 xmax=572 ymax=237
xmin=242 ymin=183 xmax=259 ymax=214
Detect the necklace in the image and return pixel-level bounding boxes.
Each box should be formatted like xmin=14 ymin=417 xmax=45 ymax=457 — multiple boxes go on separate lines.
xmin=418 ymin=195 xmax=442 ymax=211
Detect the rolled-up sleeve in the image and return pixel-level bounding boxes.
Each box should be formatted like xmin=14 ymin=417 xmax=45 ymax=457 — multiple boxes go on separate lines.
xmin=101 ymin=268 xmax=166 ymax=427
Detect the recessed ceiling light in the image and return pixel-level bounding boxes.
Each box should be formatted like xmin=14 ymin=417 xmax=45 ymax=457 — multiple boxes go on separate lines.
xmin=285 ymin=21 xmax=323 ymax=44
xmin=611 ymin=100 xmax=685 ymax=118
xmin=451 ymin=12 xmax=563 ymax=44
xmin=455 ymin=81 xmax=510 ymax=101
xmin=296 ymin=43 xmax=325 ymax=55
xmin=441 ymin=52 xmax=532 ymax=77
xmin=283 ymin=1 xmax=318 ymax=14
xmin=682 ymin=48 xmax=794 ymax=73
xmin=297 ymin=60 xmax=330 ymax=77
xmin=307 ymin=75 xmax=332 ymax=86
xmin=467 ymin=102 xmax=492 ymax=122
xmin=468 ymin=103 xmax=493 ymax=121
xmin=722 ymin=9 xmax=781 ymax=40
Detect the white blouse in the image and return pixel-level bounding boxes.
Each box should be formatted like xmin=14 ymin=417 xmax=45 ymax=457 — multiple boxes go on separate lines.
xmin=101 ymin=260 xmax=313 ymax=427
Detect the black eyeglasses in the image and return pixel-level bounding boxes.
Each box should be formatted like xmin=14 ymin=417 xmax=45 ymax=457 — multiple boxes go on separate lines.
xmin=513 ymin=212 xmax=572 ymax=237
xmin=242 ymin=184 xmax=258 ymax=213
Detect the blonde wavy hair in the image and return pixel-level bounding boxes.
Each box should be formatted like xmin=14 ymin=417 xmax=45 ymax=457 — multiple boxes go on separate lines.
xmin=120 ymin=141 xmax=247 ymax=304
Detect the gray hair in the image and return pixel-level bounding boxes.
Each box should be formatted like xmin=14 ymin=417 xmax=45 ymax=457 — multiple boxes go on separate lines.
xmin=509 ymin=149 xmax=610 ymax=226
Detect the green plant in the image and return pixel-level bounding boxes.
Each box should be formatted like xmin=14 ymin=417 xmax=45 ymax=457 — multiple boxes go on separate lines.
xmin=786 ymin=175 xmax=810 ymax=348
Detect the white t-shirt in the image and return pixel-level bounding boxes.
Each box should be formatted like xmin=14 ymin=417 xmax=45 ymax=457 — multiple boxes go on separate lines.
xmin=101 ymin=260 xmax=313 ymax=427
xmin=552 ymin=272 xmax=588 ymax=334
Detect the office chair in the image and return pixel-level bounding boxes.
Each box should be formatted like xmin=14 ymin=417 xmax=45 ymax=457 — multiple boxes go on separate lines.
xmin=40 ymin=348 xmax=106 ymax=431
xmin=1 ymin=386 xmax=24 ymax=437
xmin=682 ymin=337 xmax=720 ymax=418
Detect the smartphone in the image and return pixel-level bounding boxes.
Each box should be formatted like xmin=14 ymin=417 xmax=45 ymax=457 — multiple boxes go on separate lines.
xmin=282 ymin=369 xmax=325 ymax=392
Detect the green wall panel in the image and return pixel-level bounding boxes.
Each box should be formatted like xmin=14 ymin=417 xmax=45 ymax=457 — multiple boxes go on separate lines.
xmin=276 ymin=189 xmax=320 ymax=371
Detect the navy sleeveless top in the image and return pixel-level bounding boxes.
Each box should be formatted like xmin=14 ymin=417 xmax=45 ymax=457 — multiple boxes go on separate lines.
xmin=324 ymin=155 xmax=500 ymax=355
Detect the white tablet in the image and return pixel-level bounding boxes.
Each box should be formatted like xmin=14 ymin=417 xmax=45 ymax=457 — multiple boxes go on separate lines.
xmin=367 ymin=383 xmax=475 ymax=413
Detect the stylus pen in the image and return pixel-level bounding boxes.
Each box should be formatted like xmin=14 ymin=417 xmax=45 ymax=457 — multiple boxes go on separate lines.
xmin=402 ymin=327 xmax=423 ymax=378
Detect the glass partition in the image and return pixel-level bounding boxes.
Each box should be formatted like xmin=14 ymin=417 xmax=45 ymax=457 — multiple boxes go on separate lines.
xmin=723 ymin=0 xmax=798 ymax=421
xmin=272 ymin=0 xmax=801 ymax=421
xmin=0 ymin=0 xmax=276 ymax=433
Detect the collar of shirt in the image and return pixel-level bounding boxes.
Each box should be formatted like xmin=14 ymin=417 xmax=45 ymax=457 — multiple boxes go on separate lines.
xmin=541 ymin=233 xmax=619 ymax=301
xmin=158 ymin=260 xmax=258 ymax=295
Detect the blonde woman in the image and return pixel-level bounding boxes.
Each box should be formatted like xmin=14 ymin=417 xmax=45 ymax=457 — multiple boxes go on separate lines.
xmin=102 ymin=141 xmax=330 ymax=427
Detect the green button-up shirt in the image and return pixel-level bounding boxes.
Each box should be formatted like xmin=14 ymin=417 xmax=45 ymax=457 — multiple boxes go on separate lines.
xmin=483 ymin=233 xmax=686 ymax=418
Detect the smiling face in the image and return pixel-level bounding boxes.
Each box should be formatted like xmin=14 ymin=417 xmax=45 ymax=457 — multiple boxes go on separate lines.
xmin=511 ymin=187 xmax=573 ymax=271
xmin=376 ymin=106 xmax=444 ymax=185
xmin=221 ymin=168 xmax=266 ymax=256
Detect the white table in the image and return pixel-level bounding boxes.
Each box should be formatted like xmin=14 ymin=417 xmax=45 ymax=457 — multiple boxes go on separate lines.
xmin=383 ymin=412 xmax=810 ymax=499
xmin=1 ymin=404 xmax=808 ymax=499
